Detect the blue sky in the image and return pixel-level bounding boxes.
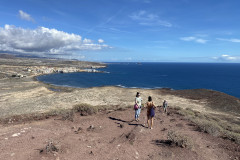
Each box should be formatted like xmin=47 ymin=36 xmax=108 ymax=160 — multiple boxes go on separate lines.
xmin=0 ymin=0 xmax=240 ymax=62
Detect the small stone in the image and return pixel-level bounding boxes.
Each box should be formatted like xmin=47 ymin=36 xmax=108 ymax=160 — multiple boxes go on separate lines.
xmin=87 ymin=125 xmax=95 ymax=131
xmin=12 ymin=133 xmax=20 ymax=137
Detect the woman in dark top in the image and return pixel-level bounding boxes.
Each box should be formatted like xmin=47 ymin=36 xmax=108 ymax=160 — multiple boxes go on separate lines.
xmin=146 ymin=96 xmax=156 ymax=129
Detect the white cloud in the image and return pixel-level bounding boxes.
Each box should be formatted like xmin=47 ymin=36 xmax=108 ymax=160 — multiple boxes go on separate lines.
xmin=19 ymin=10 xmax=35 ymax=22
xmin=180 ymin=36 xmax=195 ymax=41
xmin=180 ymin=36 xmax=207 ymax=44
xmin=83 ymin=38 xmax=93 ymax=44
xmin=98 ymin=39 xmax=104 ymax=43
xmin=129 ymin=10 xmax=172 ymax=27
xmin=0 ymin=25 xmax=109 ymax=58
xmin=213 ymin=54 xmax=240 ymax=61
xmin=195 ymin=39 xmax=207 ymax=44
xmin=216 ymin=38 xmax=240 ymax=43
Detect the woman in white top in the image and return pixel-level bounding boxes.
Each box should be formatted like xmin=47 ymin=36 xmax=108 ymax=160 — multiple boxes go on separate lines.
xmin=135 ymin=92 xmax=142 ymax=121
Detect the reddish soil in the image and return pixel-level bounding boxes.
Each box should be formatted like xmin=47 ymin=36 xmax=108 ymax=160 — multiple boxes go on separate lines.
xmin=0 ymin=107 xmax=239 ymax=160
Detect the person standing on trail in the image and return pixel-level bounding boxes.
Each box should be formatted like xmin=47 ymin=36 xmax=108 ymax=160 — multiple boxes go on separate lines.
xmin=146 ymin=96 xmax=156 ymax=129
xmin=163 ymin=100 xmax=168 ymax=113
xmin=134 ymin=92 xmax=142 ymax=121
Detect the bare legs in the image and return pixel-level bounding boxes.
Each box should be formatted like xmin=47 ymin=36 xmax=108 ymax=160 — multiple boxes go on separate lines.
xmin=147 ymin=117 xmax=153 ymax=129
xmin=151 ymin=118 xmax=153 ymax=129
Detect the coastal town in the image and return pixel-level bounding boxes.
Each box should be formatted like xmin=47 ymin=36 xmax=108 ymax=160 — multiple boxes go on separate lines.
xmin=0 ymin=55 xmax=106 ymax=79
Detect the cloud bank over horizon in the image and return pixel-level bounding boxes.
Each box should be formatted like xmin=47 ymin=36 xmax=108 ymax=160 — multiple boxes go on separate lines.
xmin=0 ymin=25 xmax=109 ymax=58
xmin=212 ymin=54 xmax=240 ymax=62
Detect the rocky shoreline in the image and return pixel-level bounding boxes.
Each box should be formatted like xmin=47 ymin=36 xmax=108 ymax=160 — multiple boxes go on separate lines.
xmin=0 ymin=55 xmax=106 ymax=79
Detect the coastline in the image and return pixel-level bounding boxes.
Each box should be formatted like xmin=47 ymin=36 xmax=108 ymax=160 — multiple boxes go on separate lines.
xmin=0 ymin=56 xmax=239 ymax=121
xmin=1 ymin=56 xmax=240 ymax=159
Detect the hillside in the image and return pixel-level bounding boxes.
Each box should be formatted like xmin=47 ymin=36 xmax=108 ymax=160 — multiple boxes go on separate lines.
xmin=0 ymin=107 xmax=239 ymax=160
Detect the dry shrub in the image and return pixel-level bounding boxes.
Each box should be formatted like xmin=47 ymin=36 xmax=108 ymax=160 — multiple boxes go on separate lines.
xmin=177 ymin=108 xmax=223 ymax=137
xmin=223 ymin=131 xmax=240 ymax=144
xmin=171 ymin=106 xmax=181 ymax=111
xmin=177 ymin=108 xmax=196 ymax=121
xmin=73 ymin=103 xmax=98 ymax=116
xmin=39 ymin=140 xmax=60 ymax=154
xmin=219 ymin=122 xmax=240 ymax=134
xmin=167 ymin=130 xmax=193 ymax=149
xmin=193 ymin=118 xmax=223 ymax=137
xmin=47 ymin=108 xmax=74 ymax=121
xmin=1 ymin=103 xmax=124 ymax=124
xmin=176 ymin=107 xmax=240 ymax=144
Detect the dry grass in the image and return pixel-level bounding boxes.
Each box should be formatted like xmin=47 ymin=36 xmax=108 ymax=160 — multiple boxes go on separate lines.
xmin=0 ymin=103 xmax=126 ymax=125
xmin=73 ymin=103 xmax=98 ymax=116
xmin=169 ymin=89 xmax=240 ymax=115
xmin=172 ymin=107 xmax=240 ymax=144
xmin=167 ymin=130 xmax=193 ymax=149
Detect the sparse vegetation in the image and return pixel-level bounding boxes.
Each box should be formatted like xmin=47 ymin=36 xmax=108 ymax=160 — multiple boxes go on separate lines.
xmin=193 ymin=118 xmax=223 ymax=137
xmin=167 ymin=130 xmax=193 ymax=149
xmin=39 ymin=140 xmax=60 ymax=154
xmin=172 ymin=106 xmax=240 ymax=144
xmin=0 ymin=103 xmax=127 ymax=125
xmin=73 ymin=103 xmax=98 ymax=116
xmin=171 ymin=106 xmax=181 ymax=111
xmin=169 ymin=89 xmax=240 ymax=115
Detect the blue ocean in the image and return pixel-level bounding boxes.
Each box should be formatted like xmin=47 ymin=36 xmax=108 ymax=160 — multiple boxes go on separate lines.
xmin=37 ymin=63 xmax=240 ymax=98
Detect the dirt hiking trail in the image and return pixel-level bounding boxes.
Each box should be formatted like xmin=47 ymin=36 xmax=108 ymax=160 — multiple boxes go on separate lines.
xmin=0 ymin=107 xmax=239 ymax=160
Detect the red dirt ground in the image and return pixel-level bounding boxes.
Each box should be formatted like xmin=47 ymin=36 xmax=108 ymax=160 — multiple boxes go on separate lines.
xmin=0 ymin=107 xmax=239 ymax=160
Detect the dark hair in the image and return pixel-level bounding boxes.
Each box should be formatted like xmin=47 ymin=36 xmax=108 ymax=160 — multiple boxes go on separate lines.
xmin=136 ymin=92 xmax=140 ymax=97
xmin=148 ymin=96 xmax=152 ymax=102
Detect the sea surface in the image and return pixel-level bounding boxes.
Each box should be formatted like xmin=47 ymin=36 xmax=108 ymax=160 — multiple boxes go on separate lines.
xmin=37 ymin=63 xmax=240 ymax=98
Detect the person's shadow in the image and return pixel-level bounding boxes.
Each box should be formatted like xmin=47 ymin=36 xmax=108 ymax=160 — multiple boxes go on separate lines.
xmin=108 ymin=117 xmax=147 ymax=128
